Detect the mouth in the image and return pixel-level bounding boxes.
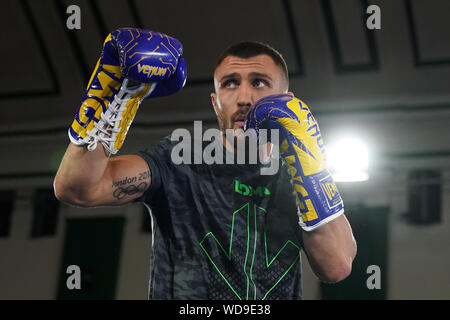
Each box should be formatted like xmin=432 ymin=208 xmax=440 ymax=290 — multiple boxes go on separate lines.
xmin=234 ymin=120 xmax=245 ymax=128
xmin=233 ymin=114 xmax=247 ymax=128
xmin=234 ymin=119 xmax=246 ymax=129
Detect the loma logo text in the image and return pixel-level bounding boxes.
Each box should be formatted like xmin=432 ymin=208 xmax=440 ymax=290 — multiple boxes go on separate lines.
xmin=235 ymin=180 xmax=270 ymax=197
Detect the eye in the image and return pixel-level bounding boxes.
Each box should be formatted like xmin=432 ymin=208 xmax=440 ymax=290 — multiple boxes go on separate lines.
xmin=252 ymin=79 xmax=268 ymax=88
xmin=222 ymin=79 xmax=238 ymax=88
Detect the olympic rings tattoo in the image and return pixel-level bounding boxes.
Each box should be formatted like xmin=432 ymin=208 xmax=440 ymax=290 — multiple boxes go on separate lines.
xmin=113 ymin=182 xmax=148 ymax=200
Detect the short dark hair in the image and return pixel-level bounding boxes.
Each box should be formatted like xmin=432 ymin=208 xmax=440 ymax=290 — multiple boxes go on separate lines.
xmin=215 ymin=41 xmax=289 ymax=87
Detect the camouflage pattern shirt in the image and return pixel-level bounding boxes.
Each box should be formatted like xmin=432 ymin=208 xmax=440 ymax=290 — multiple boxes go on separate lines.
xmin=137 ymin=136 xmax=303 ymax=300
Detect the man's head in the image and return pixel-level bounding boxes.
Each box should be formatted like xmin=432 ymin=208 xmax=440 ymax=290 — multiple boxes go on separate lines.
xmin=211 ymin=41 xmax=290 ymax=131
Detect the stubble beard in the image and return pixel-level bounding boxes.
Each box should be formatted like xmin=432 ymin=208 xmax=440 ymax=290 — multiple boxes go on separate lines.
xmin=218 ymin=112 xmax=256 ymax=159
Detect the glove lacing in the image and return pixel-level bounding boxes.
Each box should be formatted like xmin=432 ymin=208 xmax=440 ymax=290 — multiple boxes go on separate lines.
xmin=84 ymin=79 xmax=156 ymax=154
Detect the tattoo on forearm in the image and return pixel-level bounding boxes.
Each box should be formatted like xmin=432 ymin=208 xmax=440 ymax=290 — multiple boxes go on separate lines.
xmin=111 ymin=170 xmax=150 ymax=200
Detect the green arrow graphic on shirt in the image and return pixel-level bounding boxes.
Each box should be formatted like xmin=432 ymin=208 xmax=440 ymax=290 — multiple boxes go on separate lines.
xmin=199 ymin=202 xmax=300 ymax=300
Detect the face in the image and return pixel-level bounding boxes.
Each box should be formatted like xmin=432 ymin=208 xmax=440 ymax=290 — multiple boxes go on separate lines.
xmin=211 ymin=54 xmax=288 ymax=131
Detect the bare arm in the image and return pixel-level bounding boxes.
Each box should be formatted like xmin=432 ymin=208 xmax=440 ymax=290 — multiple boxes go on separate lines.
xmin=302 ymin=214 xmax=357 ymax=283
xmin=54 ymin=143 xmax=151 ymax=207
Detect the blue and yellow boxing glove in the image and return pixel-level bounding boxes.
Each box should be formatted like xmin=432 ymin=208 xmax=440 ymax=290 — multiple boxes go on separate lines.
xmin=69 ymin=28 xmax=187 ymax=154
xmin=245 ymin=94 xmax=344 ymax=231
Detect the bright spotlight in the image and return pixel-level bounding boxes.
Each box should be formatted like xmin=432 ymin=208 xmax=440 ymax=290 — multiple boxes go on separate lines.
xmin=327 ymin=137 xmax=369 ymax=182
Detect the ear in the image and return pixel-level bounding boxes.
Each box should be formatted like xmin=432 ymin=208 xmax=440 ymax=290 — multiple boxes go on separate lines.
xmin=210 ymin=92 xmax=219 ymax=116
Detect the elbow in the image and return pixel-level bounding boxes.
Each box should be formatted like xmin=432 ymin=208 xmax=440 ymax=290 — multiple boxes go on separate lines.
xmin=53 ymin=176 xmax=94 ymax=208
xmin=322 ymin=238 xmax=357 ymax=283
xmin=53 ymin=176 xmax=67 ymax=202
xmin=319 ymin=258 xmax=354 ymax=284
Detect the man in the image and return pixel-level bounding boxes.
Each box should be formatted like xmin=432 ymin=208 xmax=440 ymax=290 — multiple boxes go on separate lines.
xmin=54 ymin=28 xmax=356 ymax=300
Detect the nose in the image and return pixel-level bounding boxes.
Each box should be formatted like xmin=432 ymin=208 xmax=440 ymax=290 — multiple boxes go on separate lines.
xmin=236 ymin=82 xmax=253 ymax=108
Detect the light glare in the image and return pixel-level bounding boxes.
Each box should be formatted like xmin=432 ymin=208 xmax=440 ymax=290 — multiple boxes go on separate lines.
xmin=327 ymin=137 xmax=369 ymax=182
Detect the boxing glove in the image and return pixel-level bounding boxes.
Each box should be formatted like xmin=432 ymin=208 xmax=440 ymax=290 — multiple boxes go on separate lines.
xmin=69 ymin=28 xmax=187 ymax=154
xmin=245 ymin=94 xmax=344 ymax=231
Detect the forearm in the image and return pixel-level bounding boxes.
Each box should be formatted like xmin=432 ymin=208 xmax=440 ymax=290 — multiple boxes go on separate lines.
xmin=302 ymin=214 xmax=356 ymax=283
xmin=54 ymin=142 xmax=110 ymax=205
